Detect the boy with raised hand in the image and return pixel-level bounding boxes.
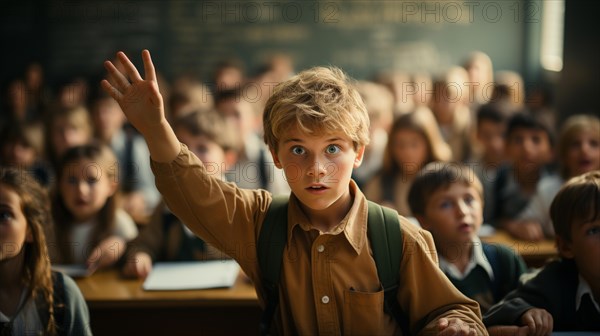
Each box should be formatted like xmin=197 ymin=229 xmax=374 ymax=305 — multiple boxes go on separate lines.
xmin=101 ymin=50 xmax=486 ymax=335
xmin=484 ymin=171 xmax=600 ymax=335
xmin=408 ymin=163 xmax=527 ymax=313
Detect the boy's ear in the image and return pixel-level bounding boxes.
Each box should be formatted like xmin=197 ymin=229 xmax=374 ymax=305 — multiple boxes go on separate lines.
xmin=270 ymin=148 xmax=283 ymax=169
xmin=556 ymin=235 xmax=575 ymax=259
xmin=353 ymin=145 xmax=366 ymax=168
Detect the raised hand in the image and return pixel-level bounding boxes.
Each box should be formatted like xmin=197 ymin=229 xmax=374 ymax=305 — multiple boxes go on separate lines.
xmin=101 ymin=50 xmax=164 ymax=135
xmin=101 ymin=50 xmax=180 ymax=163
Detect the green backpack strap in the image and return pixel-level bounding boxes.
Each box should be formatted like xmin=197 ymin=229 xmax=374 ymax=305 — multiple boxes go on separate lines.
xmin=257 ymin=195 xmax=289 ymax=336
xmin=366 ymin=201 xmax=410 ymax=334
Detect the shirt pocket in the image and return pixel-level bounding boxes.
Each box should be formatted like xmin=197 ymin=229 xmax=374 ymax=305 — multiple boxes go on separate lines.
xmin=343 ymin=286 xmax=386 ymax=335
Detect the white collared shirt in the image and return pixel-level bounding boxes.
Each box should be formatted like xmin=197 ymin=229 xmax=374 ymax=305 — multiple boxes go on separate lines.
xmin=439 ymin=237 xmax=495 ymax=281
xmin=576 ymin=275 xmax=600 ymax=313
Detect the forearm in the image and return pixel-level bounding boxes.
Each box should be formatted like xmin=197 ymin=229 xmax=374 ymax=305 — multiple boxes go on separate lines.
xmin=141 ymin=119 xmax=180 ymax=163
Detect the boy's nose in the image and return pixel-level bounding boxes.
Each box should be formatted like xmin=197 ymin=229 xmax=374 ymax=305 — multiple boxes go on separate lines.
xmin=307 ymin=158 xmax=327 ymax=178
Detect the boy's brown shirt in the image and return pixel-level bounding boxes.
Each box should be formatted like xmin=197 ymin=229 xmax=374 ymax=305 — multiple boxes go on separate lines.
xmin=151 ymin=143 xmax=487 ymax=335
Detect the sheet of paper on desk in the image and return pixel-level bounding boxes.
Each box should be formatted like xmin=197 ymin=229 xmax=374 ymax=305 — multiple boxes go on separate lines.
xmin=52 ymin=264 xmax=93 ymax=278
xmin=143 ymin=260 xmax=240 ymax=291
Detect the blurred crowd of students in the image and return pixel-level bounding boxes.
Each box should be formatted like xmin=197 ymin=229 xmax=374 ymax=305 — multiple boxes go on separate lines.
xmin=0 ymin=49 xmax=598 ymax=334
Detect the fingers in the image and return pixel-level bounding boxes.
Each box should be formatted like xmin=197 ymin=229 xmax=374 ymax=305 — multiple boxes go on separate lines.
xmin=437 ymin=318 xmax=475 ymax=336
xmin=117 ymin=51 xmax=143 ymax=83
xmin=142 ymin=49 xmax=157 ymax=82
xmin=104 ymin=60 xmax=131 ymax=91
xmin=101 ymin=79 xmax=123 ymax=101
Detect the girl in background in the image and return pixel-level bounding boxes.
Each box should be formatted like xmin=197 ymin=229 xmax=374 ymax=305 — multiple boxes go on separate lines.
xmin=0 ymin=168 xmax=90 ymax=335
xmin=365 ymin=107 xmax=452 ymax=217
xmin=50 ymin=143 xmax=137 ymax=272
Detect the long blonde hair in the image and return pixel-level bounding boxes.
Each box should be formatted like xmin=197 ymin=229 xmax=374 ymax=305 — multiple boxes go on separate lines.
xmin=0 ymin=168 xmax=57 ymax=335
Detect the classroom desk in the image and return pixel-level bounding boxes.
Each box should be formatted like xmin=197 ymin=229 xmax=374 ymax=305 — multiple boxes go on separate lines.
xmin=481 ymin=230 xmax=557 ymax=268
xmin=75 ymin=270 xmax=261 ymax=336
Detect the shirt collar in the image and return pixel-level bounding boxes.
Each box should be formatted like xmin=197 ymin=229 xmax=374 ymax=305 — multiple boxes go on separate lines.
xmin=287 ymin=180 xmax=368 ymax=255
xmin=439 ymin=236 xmax=494 ymax=281
xmin=576 ymin=275 xmax=600 ymax=313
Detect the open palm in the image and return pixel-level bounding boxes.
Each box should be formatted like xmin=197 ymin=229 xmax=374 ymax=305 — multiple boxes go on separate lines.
xmin=101 ymin=50 xmax=164 ymax=135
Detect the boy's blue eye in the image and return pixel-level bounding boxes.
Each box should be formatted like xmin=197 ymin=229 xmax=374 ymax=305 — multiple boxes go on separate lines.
xmin=326 ymin=145 xmax=340 ymax=155
xmin=86 ymin=177 xmax=98 ymax=185
xmin=291 ymin=146 xmax=305 ymax=155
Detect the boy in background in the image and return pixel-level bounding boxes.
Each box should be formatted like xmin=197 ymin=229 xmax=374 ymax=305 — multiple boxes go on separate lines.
xmin=102 ymin=50 xmax=486 ymax=335
xmin=409 ymin=162 xmax=527 ymax=313
xmin=493 ymin=112 xmax=557 ymax=240
xmin=484 ymin=171 xmax=600 ymax=334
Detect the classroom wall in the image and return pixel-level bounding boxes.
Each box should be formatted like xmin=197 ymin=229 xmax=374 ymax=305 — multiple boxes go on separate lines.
xmin=8 ymin=0 xmax=597 ymax=123
xmin=1 ymin=0 xmax=541 ymax=89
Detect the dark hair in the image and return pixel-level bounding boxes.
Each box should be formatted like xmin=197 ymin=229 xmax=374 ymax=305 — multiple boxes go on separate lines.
xmin=408 ymin=162 xmax=483 ymax=216
xmin=476 ymin=102 xmax=511 ymax=126
xmin=550 ymin=171 xmax=600 ymax=242
xmin=213 ymin=87 xmax=244 ymax=106
xmin=506 ymin=111 xmax=555 ymax=146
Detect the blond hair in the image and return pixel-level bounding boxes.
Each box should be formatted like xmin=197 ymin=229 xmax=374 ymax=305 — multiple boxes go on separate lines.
xmin=558 ymin=114 xmax=600 ymax=178
xmin=263 ymin=67 xmax=370 ymax=152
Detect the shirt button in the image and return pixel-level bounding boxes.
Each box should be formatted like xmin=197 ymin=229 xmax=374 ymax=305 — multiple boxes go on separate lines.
xmin=321 ymin=295 xmax=330 ymax=304
xmin=317 ymin=245 xmax=325 ymax=253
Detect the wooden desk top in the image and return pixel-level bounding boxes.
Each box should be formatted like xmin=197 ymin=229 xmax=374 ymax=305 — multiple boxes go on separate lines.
xmin=481 ymin=230 xmax=557 ymax=267
xmin=75 ymin=270 xmax=259 ymax=309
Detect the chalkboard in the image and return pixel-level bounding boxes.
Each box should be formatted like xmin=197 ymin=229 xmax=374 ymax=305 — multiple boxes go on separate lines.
xmin=1 ymin=0 xmax=542 ymax=86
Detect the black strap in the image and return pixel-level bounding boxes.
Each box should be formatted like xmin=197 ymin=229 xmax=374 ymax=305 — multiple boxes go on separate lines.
xmin=258 ymin=198 xmax=407 ymax=335
xmin=257 ymin=195 xmax=289 ymax=335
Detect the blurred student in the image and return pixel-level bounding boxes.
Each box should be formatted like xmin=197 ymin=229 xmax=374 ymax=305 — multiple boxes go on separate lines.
xmin=493 ymin=112 xmax=558 ymax=241
xmin=92 ymin=92 xmax=160 ymax=223
xmin=485 ymin=171 xmax=600 ymax=334
xmin=463 ymin=51 xmax=494 ymax=111
xmin=122 ymin=110 xmax=236 ymax=278
xmin=0 ymin=168 xmax=91 ymax=335
xmin=516 ymin=114 xmax=600 ymax=237
xmin=50 ymin=143 xmax=137 ymax=273
xmin=430 ymin=67 xmax=473 ymax=162
xmin=212 ymin=58 xmax=245 ymax=92
xmin=468 ymin=102 xmax=513 ymax=223
xmin=0 ymin=121 xmax=52 ymax=188
xmin=352 ymin=81 xmax=394 ymax=188
xmin=45 ymin=105 xmax=93 ymax=170
xmin=409 ymin=163 xmax=527 ymax=313
xmin=215 ymin=87 xmax=289 ymax=195
xmin=365 ymin=107 xmax=452 ymax=217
